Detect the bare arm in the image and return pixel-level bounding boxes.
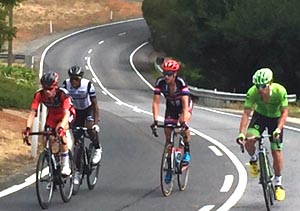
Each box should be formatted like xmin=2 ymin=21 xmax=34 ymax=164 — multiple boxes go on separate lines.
xmin=26 ymin=110 xmax=37 ymax=128
xmin=60 ymin=109 xmax=70 ymax=129
xmin=181 ymin=95 xmax=189 ymax=122
xmin=91 ymin=96 xmax=100 ymax=125
xmin=277 ymin=107 xmax=288 ymax=130
xmin=239 ymin=109 xmax=252 ymax=135
xmin=152 ymin=94 xmax=160 ymax=122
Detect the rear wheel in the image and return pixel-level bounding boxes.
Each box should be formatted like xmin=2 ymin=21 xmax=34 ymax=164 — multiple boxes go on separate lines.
xmin=160 ymin=145 xmax=174 ymax=196
xmin=87 ymin=144 xmax=100 ymax=190
xmin=36 ymin=150 xmax=53 ymax=210
xmin=59 ymin=150 xmax=74 ymax=203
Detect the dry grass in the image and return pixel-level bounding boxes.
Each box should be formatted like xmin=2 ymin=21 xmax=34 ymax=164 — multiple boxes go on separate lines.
xmin=13 ymin=0 xmax=142 ymax=50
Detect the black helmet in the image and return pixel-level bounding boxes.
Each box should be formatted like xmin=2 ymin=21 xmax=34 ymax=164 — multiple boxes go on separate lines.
xmin=40 ymin=72 xmax=59 ymax=88
xmin=68 ymin=65 xmax=84 ymax=77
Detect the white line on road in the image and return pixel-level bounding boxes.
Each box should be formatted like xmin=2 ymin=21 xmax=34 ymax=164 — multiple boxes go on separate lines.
xmin=220 ymin=175 xmax=234 ymax=193
xmin=208 ymin=145 xmax=223 ymax=156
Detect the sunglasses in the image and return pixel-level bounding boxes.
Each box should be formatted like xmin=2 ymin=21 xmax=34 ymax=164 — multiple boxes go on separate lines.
xmin=70 ymin=77 xmax=81 ymax=81
xmin=163 ymin=72 xmax=174 ymax=77
xmin=256 ymin=84 xmax=268 ymax=89
xmin=43 ymin=86 xmax=56 ymax=91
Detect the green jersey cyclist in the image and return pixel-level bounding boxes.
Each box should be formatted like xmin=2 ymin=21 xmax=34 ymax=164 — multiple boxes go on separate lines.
xmin=236 ymin=68 xmax=288 ymax=201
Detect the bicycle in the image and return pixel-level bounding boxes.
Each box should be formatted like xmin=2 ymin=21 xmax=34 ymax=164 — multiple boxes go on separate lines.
xmin=71 ymin=126 xmax=101 ymax=195
xmin=152 ymin=123 xmax=190 ymax=197
xmin=240 ymin=134 xmax=275 ymax=211
xmin=24 ymin=128 xmax=74 ymax=210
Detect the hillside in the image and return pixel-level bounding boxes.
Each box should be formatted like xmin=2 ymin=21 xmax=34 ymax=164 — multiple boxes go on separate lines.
xmin=13 ymin=0 xmax=143 ymax=51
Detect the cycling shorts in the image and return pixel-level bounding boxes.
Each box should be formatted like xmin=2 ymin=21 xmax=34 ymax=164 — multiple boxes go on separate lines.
xmin=247 ymin=111 xmax=283 ymax=150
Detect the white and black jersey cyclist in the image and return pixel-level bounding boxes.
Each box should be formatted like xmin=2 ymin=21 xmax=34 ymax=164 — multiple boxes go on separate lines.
xmin=62 ymin=65 xmax=102 ymax=184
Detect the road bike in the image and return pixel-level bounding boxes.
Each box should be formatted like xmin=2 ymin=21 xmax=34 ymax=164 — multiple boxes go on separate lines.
xmin=71 ymin=126 xmax=101 ymax=195
xmin=241 ymin=134 xmax=275 ymax=211
xmin=25 ymin=129 xmax=74 ymax=209
xmin=152 ymin=124 xmax=190 ymax=197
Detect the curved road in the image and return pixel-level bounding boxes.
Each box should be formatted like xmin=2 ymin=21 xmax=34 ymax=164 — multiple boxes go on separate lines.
xmin=0 ymin=18 xmax=299 ymax=211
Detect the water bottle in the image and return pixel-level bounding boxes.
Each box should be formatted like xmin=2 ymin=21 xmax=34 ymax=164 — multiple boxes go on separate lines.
xmin=175 ymin=148 xmax=182 ymax=163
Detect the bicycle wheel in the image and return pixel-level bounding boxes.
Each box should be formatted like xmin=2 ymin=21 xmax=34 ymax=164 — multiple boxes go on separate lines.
xmin=177 ymin=162 xmax=190 ymax=191
xmin=72 ymin=145 xmax=84 ymax=195
xmin=266 ymin=153 xmax=275 ymax=205
xmin=160 ymin=145 xmax=174 ymax=196
xmin=59 ymin=150 xmax=74 ymax=202
xmin=259 ymin=153 xmax=274 ymax=211
xmin=36 ymin=150 xmax=53 ymax=210
xmin=87 ymin=144 xmax=100 ymax=190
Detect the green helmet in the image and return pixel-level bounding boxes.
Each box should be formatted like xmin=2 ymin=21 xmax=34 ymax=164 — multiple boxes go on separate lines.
xmin=252 ymin=68 xmax=273 ymax=85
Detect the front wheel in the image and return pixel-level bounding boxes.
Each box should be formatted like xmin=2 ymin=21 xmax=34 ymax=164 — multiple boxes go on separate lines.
xmin=177 ymin=162 xmax=190 ymax=191
xmin=259 ymin=153 xmax=274 ymax=211
xmin=87 ymin=144 xmax=100 ymax=190
xmin=36 ymin=150 xmax=53 ymax=210
xmin=72 ymin=145 xmax=84 ymax=195
xmin=59 ymin=150 xmax=74 ymax=203
xmin=160 ymin=145 xmax=174 ymax=196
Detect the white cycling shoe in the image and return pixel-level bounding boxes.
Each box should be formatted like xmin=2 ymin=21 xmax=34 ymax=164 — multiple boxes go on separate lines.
xmin=61 ymin=165 xmax=71 ymax=176
xmin=92 ymin=148 xmax=102 ymax=164
xmin=73 ymin=171 xmax=81 ymax=185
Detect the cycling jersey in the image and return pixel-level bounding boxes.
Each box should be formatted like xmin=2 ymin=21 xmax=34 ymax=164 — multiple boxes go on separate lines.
xmin=154 ymin=76 xmax=193 ymax=124
xmin=62 ymin=78 xmax=96 ymax=110
xmin=244 ymin=83 xmax=288 ymax=118
xmin=31 ymin=88 xmax=75 ymax=128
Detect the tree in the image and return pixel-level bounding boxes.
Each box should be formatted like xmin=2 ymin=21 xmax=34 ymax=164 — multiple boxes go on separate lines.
xmin=0 ymin=0 xmax=21 ymax=66
xmin=142 ymin=0 xmax=300 ymax=96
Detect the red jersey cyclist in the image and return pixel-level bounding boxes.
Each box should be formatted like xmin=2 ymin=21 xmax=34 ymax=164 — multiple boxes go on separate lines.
xmin=151 ymin=59 xmax=193 ymax=184
xmin=236 ymin=68 xmax=288 ymax=201
xmin=23 ymin=72 xmax=75 ymax=176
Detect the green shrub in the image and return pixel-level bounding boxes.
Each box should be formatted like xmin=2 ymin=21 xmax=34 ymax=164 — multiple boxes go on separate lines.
xmin=0 ymin=65 xmax=38 ymax=109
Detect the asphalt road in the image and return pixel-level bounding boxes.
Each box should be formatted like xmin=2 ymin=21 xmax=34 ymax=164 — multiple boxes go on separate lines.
xmin=1 ymin=18 xmax=300 ymax=211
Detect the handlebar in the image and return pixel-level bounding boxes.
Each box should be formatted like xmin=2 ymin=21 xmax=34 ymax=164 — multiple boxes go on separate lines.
xmin=239 ymin=134 xmax=280 ymax=153
xmin=151 ymin=123 xmax=184 ymax=137
xmin=70 ymin=126 xmax=89 ymax=131
xmin=23 ymin=131 xmax=56 ymax=146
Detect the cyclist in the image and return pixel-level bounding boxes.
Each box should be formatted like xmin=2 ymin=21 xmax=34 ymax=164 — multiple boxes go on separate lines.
xmin=236 ymin=68 xmax=288 ymax=201
xmin=151 ymin=59 xmax=193 ymax=184
xmin=23 ymin=72 xmax=75 ymax=176
xmin=62 ymin=65 xmax=102 ymax=184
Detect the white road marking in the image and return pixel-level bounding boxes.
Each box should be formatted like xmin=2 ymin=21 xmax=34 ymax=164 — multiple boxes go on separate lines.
xmin=198 ymin=205 xmax=215 ymax=211
xmin=208 ymin=145 xmax=223 ymax=156
xmin=220 ymin=175 xmax=234 ymax=193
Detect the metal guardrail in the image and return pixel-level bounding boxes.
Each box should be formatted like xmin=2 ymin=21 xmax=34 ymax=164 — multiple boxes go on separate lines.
xmin=189 ymin=86 xmax=297 ymax=103
xmin=154 ymin=57 xmax=297 ymax=106
xmin=0 ymin=53 xmax=26 ymax=60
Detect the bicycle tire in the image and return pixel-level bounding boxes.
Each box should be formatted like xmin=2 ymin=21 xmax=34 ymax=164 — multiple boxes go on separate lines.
xmin=259 ymin=152 xmax=273 ymax=211
xmin=160 ymin=144 xmax=174 ymax=196
xmin=176 ymin=136 xmax=189 ymax=191
xmin=177 ymin=162 xmax=189 ymax=191
xmin=59 ymin=150 xmax=74 ymax=203
xmin=266 ymin=153 xmax=275 ymax=205
xmin=36 ymin=150 xmax=53 ymax=210
xmin=87 ymin=144 xmax=100 ymax=190
xmin=72 ymin=144 xmax=84 ymax=195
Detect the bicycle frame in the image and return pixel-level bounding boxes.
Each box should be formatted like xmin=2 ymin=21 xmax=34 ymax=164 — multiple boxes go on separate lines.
xmin=242 ymin=134 xmax=275 ymax=211
xmin=71 ymin=126 xmax=100 ymax=194
xmin=28 ymin=130 xmax=74 ymax=209
xmin=154 ymin=124 xmax=190 ymax=196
